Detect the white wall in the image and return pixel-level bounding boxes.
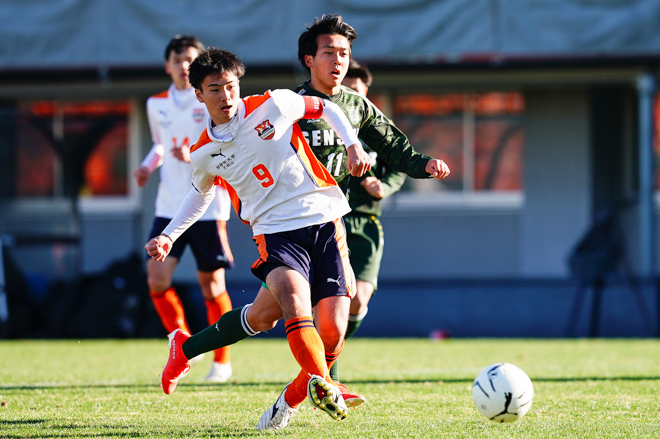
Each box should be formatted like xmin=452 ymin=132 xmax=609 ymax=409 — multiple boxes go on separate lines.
xmin=520 ymin=89 xmax=592 ymax=276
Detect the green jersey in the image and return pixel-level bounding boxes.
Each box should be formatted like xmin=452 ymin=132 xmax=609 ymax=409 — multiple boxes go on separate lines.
xmin=295 ymin=81 xmax=432 ymax=194
xmin=346 ymin=152 xmax=406 ymax=216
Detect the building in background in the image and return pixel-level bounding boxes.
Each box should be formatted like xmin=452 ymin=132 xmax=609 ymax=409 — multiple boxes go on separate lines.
xmin=1 ymin=0 xmax=659 ymax=337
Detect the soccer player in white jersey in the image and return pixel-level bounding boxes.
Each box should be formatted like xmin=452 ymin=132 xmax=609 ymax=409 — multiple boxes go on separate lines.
xmin=150 ymin=17 xmax=450 ymax=424
xmin=145 ymin=47 xmax=372 ymax=430
xmin=134 ymin=36 xmax=234 ymax=383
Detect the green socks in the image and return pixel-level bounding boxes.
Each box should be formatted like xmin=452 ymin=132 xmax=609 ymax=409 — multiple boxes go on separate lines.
xmin=329 ymin=309 xmax=368 ymax=382
xmin=345 ymin=316 xmax=363 ymax=339
xmin=182 ymin=304 xmax=258 ymax=360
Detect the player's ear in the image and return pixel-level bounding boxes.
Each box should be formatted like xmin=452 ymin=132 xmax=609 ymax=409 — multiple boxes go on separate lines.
xmin=194 ymin=88 xmax=204 ymax=103
xmin=164 ymin=61 xmax=171 ymax=75
xmin=304 ymin=55 xmax=314 ymax=69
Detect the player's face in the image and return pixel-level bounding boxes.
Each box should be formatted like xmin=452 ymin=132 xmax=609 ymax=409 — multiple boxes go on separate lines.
xmin=305 ymin=33 xmax=351 ymax=96
xmin=165 ymin=47 xmax=199 ymax=90
xmin=341 ymin=77 xmax=368 ymax=97
xmin=195 ymin=71 xmax=240 ymax=126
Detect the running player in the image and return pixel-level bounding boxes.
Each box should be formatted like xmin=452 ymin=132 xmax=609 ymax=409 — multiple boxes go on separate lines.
xmin=146 ymin=47 xmax=373 ymax=430
xmin=290 ymin=14 xmax=447 ymax=403
xmin=134 ymin=35 xmax=234 ymax=383
xmin=154 ymin=15 xmax=450 ymax=411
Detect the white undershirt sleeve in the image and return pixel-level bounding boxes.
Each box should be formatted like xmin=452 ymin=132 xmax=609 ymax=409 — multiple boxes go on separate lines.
xmin=320 ymin=100 xmax=361 ymax=147
xmin=140 ymin=143 xmax=164 ymax=172
xmin=161 ymin=186 xmax=215 ymax=242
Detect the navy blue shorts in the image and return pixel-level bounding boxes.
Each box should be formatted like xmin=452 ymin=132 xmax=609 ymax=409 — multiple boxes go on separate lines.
xmin=148 ymin=217 xmax=234 ymax=272
xmin=251 ymin=218 xmax=354 ymax=307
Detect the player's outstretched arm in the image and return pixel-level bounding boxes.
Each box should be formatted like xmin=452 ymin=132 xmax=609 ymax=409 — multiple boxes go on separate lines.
xmin=425 ymin=159 xmax=450 ymax=179
xmin=148 ymin=183 xmax=216 ymax=258
xmin=145 ymin=235 xmax=172 ymax=262
xmin=346 ymin=143 xmax=372 ymax=177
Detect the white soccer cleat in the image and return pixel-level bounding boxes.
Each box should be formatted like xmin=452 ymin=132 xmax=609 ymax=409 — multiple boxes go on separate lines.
xmin=205 ymin=361 xmax=232 ymax=383
xmin=307 ymin=375 xmax=348 ymax=421
xmin=188 ymin=353 xmax=205 ymax=366
xmin=256 ymin=384 xmax=298 ymax=430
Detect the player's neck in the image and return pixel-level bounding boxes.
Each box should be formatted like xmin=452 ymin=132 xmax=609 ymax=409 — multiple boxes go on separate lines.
xmin=172 ymin=83 xmax=192 ymax=91
xmin=308 ymin=78 xmax=340 ymax=97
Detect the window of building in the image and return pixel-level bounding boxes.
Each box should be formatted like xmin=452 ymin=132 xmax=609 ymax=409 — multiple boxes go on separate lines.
xmin=390 ymin=92 xmax=525 ymax=195
xmin=1 ymin=100 xmax=133 ymax=203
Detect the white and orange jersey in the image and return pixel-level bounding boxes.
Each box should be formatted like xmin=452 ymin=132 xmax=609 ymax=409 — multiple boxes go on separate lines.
xmin=145 ymin=83 xmax=230 ymax=220
xmin=189 ymin=89 xmax=352 ymax=236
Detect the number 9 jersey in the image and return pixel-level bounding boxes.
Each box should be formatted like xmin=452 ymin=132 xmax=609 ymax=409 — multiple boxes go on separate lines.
xmin=189 ymin=89 xmax=353 ymax=236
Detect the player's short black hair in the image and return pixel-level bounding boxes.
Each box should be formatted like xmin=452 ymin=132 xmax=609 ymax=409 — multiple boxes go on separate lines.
xmin=164 ymin=35 xmax=204 ymax=61
xmin=188 ymin=47 xmax=246 ymax=90
xmin=297 ymin=14 xmax=357 ymax=73
xmin=344 ymin=58 xmax=372 ymax=87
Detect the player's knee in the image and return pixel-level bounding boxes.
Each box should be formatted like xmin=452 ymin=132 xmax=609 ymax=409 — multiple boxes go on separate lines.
xmin=350 ymin=290 xmax=371 ymax=315
xmin=147 ymin=276 xmax=170 ymax=294
xmin=200 ymin=285 xmax=225 ymax=301
xmin=198 ymin=271 xmax=226 ymax=299
xmin=318 ymin=327 xmax=344 ymax=351
xmin=247 ymin=308 xmax=279 ymax=332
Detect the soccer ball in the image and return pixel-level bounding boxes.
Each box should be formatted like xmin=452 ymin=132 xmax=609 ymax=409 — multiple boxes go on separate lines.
xmin=472 ymin=363 xmax=534 ymax=423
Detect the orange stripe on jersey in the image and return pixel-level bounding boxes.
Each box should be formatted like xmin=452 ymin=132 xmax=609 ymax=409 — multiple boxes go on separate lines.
xmin=290 ymin=124 xmax=338 ymax=188
xmin=190 ymin=129 xmax=213 ymax=153
xmin=251 ymin=234 xmax=270 ymax=271
xmin=213 ymin=176 xmax=229 ymax=191
xmin=222 ymin=181 xmax=249 ymax=226
xmin=333 ymin=218 xmax=354 ymax=299
xmin=152 ymin=90 xmax=168 ymax=99
xmin=216 ymin=221 xmax=234 ymax=264
xmin=243 ymin=91 xmax=272 ymax=118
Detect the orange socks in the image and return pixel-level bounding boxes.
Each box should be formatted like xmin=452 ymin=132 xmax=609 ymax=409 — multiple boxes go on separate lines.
xmin=150 ymin=287 xmax=190 ymax=334
xmin=205 ymin=293 xmax=233 ymax=363
xmin=283 ymin=316 xmax=330 ymax=408
xmin=325 ymin=340 xmax=344 ymax=376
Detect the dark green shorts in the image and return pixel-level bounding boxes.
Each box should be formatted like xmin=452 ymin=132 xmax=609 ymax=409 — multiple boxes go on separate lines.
xmin=344 ymin=213 xmax=384 ymax=289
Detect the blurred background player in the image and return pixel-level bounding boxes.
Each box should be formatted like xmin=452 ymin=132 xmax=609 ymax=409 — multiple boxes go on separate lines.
xmin=133 ymin=35 xmax=234 ymax=383
xmin=339 ymin=58 xmax=406 ymax=359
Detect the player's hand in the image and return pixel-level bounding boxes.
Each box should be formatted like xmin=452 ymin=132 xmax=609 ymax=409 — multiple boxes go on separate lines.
xmin=133 ymin=167 xmax=151 ymax=187
xmin=425 ymin=159 xmax=450 ymax=179
xmin=144 ymin=235 xmax=173 ymax=262
xmin=171 ymin=145 xmax=191 ymax=162
xmin=361 ymin=176 xmax=385 ymax=199
xmin=346 ymin=143 xmax=372 ymax=177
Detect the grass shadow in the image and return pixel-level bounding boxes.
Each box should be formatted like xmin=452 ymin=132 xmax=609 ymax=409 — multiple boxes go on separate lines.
xmin=3 ymin=375 xmax=660 ymax=391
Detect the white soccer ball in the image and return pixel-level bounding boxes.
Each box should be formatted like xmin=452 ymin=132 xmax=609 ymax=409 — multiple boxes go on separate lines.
xmin=472 ymin=363 xmax=534 ymax=423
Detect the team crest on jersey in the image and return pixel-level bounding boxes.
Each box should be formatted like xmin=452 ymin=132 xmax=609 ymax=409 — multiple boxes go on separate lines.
xmin=347 ymin=107 xmax=360 ymax=125
xmin=255 ymin=120 xmax=275 ymax=140
xmin=192 ymin=108 xmax=205 ymax=123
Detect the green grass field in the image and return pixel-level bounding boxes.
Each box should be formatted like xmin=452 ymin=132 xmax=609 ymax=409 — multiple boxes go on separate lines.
xmin=1 ymin=338 xmax=659 ymax=438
